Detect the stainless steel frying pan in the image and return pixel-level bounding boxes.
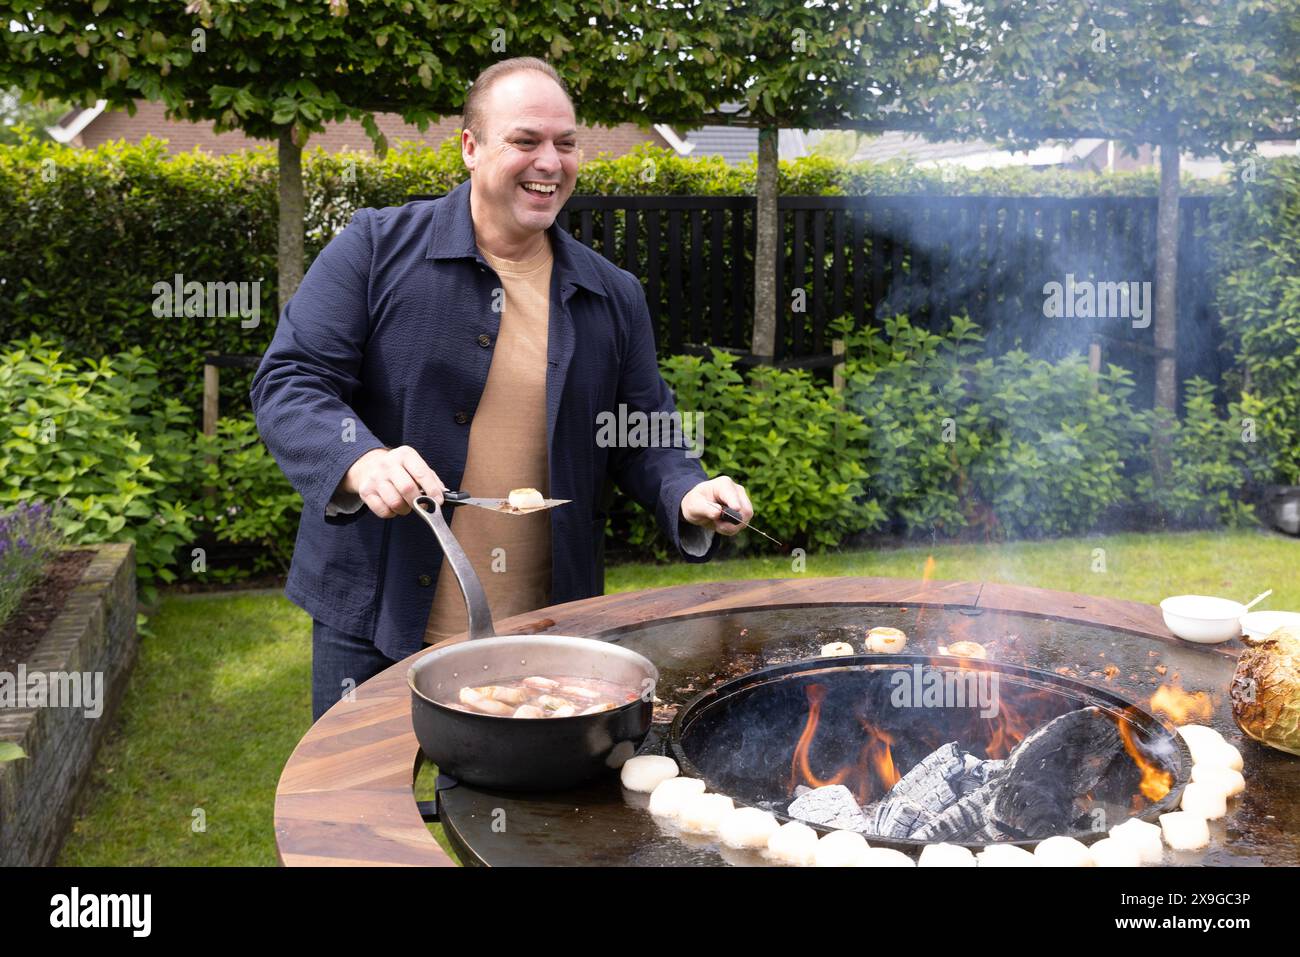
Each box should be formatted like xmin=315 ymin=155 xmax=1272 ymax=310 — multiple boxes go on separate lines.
xmin=406 ymin=494 xmax=657 ymax=790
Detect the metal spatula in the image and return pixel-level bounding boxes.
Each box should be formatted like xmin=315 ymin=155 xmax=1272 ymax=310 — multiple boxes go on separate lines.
xmin=440 ymin=489 xmax=571 ymax=515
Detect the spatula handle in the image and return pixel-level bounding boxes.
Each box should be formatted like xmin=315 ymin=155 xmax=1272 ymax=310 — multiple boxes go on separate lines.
xmin=412 ymin=495 xmax=497 ymax=641
xmin=718 ymin=505 xmax=743 ymax=525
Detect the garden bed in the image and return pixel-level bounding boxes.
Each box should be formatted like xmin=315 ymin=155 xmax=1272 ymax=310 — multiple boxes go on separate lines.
xmin=0 ymin=549 xmax=95 ymax=671
xmin=0 ymin=542 xmax=137 ymax=866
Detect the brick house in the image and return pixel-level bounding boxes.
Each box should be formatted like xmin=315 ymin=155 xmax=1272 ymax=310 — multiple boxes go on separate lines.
xmin=48 ymin=99 xmax=673 ymax=160
xmin=48 ymin=100 xmax=821 ymax=165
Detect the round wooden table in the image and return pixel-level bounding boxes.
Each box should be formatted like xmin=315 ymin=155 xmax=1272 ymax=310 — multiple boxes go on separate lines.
xmin=274 ymin=576 xmax=1282 ymax=867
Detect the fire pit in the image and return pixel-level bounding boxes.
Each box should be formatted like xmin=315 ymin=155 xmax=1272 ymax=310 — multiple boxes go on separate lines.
xmin=273 ymin=578 xmax=1300 ymax=867
xmin=670 ymin=655 xmax=1191 ymax=849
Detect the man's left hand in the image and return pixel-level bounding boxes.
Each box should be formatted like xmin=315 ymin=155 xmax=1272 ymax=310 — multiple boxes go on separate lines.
xmin=681 ymin=476 xmax=754 ymax=536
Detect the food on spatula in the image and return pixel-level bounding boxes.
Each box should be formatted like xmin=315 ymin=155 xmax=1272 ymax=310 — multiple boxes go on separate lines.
xmin=449 ymin=675 xmax=638 ymax=717
xmin=620 ymin=755 xmax=679 ymax=793
xmin=865 ymin=626 xmax=908 ymax=653
xmin=507 ymin=488 xmax=545 ymax=509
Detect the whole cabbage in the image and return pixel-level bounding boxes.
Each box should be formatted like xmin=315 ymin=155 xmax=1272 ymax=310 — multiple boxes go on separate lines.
xmin=1231 ymin=626 xmax=1300 ymax=757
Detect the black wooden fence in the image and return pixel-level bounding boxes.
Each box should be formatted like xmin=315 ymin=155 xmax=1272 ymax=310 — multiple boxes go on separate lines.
xmin=413 ymin=193 xmax=1223 ymax=407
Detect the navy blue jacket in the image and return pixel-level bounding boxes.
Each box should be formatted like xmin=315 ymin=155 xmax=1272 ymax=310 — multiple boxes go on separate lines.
xmin=250 ymin=178 xmax=719 ymax=659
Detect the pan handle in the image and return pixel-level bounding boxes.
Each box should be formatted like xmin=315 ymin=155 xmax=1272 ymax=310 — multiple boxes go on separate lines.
xmin=412 ymin=494 xmax=497 ymax=642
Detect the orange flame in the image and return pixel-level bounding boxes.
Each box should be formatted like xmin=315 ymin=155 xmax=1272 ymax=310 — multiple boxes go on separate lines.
xmin=790 ymin=685 xmax=850 ymax=792
xmin=790 ymin=685 xmax=901 ymax=802
xmin=855 ymin=718 xmax=900 ymax=800
xmin=983 ymin=697 xmax=1036 ymax=759
xmin=1118 ymin=712 xmax=1173 ymax=802
xmin=1150 ymin=684 xmax=1213 ymax=724
xmin=914 ymin=555 xmax=938 ymax=633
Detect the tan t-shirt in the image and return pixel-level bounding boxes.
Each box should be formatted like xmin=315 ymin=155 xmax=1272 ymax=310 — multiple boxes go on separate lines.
xmin=423 ymin=234 xmax=554 ymax=643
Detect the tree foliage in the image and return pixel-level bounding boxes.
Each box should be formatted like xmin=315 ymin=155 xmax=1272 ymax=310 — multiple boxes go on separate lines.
xmin=936 ymin=0 xmax=1299 ymax=153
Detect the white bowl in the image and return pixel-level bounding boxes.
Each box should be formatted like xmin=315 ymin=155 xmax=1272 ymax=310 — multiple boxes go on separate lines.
xmin=1240 ymin=610 xmax=1300 ymax=642
xmin=1159 ymin=595 xmax=1246 ymax=644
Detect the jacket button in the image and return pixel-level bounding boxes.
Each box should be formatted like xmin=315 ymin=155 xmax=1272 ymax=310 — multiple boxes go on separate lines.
xmin=454 ymin=411 xmax=469 ymax=425
xmin=418 ymin=574 xmax=432 ymax=587
xmin=477 ymin=334 xmax=492 ymax=348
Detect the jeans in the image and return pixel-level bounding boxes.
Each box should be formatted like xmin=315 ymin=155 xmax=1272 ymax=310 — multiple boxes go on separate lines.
xmin=311 ymin=619 xmax=402 ymax=722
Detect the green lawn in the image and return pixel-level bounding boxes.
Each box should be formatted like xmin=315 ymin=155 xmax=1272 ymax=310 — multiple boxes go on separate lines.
xmin=607 ymin=527 xmax=1299 ymax=607
xmin=58 ymin=527 xmax=1296 ymax=866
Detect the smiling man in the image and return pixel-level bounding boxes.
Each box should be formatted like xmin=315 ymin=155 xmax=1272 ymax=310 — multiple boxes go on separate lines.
xmin=251 ymin=58 xmax=753 ymax=722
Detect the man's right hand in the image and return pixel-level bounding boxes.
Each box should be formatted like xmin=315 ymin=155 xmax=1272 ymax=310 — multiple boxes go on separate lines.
xmin=340 ymin=445 xmax=445 ymax=518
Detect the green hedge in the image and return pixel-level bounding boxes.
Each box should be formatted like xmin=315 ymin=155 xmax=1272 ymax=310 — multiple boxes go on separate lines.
xmin=1 ymin=328 xmax=1263 ymax=590
xmin=608 ymin=313 xmax=1260 ymax=556
xmin=1213 ymin=156 xmax=1300 ymax=485
xmin=837 ymin=314 xmax=1148 ymax=539
xmin=0 ymin=336 xmax=305 ymax=596
xmin=651 ymin=351 xmax=883 ymax=553
xmin=0 ymin=131 xmax=1233 ymax=415
xmin=0 ymin=336 xmax=194 ymax=603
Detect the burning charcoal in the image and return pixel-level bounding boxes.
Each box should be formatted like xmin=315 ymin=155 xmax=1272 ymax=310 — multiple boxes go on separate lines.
xmin=910 ymin=780 xmax=1003 ymax=842
xmin=883 ymin=741 xmax=965 ymax=813
xmin=990 ymin=707 xmax=1124 ymax=840
xmin=855 ymin=742 xmax=989 ymax=840
xmin=862 ymin=796 xmax=934 ymax=839
xmin=956 ymin=752 xmax=1005 ymax=796
xmin=786 ymin=785 xmax=870 ymax=832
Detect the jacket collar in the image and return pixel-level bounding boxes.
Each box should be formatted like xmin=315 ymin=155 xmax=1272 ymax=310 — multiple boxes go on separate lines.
xmin=424 ymin=177 xmax=606 ymax=298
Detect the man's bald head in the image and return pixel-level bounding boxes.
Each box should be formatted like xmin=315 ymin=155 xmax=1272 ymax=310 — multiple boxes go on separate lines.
xmin=462 ymin=57 xmax=575 ymax=145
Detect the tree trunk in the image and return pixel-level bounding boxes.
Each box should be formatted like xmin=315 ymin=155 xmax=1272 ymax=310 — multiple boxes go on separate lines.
xmin=1150 ymin=141 xmax=1180 ymax=482
xmin=277 ymin=126 xmax=305 ymax=314
xmin=751 ymin=125 xmax=779 ymax=359
xmin=1153 ymin=141 xmax=1179 ymax=414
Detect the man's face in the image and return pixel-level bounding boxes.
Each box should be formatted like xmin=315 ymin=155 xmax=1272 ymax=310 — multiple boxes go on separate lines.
xmin=462 ymin=71 xmax=579 ymax=242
